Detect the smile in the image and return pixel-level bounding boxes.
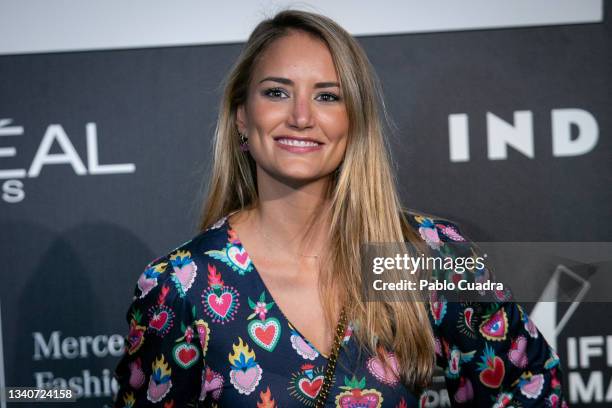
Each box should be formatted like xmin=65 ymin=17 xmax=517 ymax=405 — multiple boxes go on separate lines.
xmin=276 ymin=138 xmax=320 ymax=147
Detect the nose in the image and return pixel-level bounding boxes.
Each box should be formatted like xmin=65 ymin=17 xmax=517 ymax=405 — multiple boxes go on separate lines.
xmin=288 ymin=91 xmax=314 ymax=130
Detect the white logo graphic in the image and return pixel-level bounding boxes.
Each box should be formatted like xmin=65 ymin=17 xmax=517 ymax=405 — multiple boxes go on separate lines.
xmin=0 ymin=119 xmax=136 ymax=203
xmin=448 ymin=109 xmax=599 ymax=162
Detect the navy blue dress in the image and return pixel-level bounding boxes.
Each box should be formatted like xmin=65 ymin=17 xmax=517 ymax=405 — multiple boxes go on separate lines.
xmin=112 ymin=211 xmax=567 ymax=407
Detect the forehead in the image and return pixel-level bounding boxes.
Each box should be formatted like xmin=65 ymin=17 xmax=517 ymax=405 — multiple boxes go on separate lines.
xmin=251 ymin=30 xmax=338 ymax=82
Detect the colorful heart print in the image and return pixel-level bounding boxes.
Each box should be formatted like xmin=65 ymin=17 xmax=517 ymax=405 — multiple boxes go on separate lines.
xmin=430 ymin=296 xmax=447 ymax=325
xmin=298 ymin=375 xmax=323 ymax=398
xmin=201 ymin=366 xmax=224 ymax=401
xmin=248 ymin=317 xmax=281 ymax=352
xmin=227 ymin=244 xmax=252 ymax=274
xmin=290 ymin=333 xmax=319 ymax=360
xmin=479 ymin=307 xmax=508 ymax=341
xmin=229 ymin=366 xmax=262 ymax=395
xmin=508 ymin=335 xmax=528 ymax=368
xmin=454 ymin=377 xmax=473 ymax=403
xmin=366 ymin=351 xmax=400 ymax=386
xmin=147 ymin=305 xmax=175 ymax=337
xmin=202 ymin=286 xmax=240 ymax=324
xmin=147 ymin=355 xmax=172 ymax=403
xmin=336 ymin=389 xmax=383 ymax=408
xmin=128 ymin=358 xmax=145 ymax=390
xmin=520 ymin=373 xmax=544 ymax=399
xmin=172 ymin=342 xmax=200 ymax=369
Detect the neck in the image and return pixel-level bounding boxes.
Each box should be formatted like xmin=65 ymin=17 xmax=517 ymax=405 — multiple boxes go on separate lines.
xmin=252 ymin=168 xmax=333 ymax=257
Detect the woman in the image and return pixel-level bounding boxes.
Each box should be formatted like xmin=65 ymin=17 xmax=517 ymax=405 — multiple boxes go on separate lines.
xmin=113 ymin=9 xmax=567 ymax=407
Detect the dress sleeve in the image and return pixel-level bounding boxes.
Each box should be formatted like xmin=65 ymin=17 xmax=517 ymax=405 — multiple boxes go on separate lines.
xmin=422 ymin=218 xmax=568 ymax=407
xmin=112 ymin=255 xmax=204 ymax=407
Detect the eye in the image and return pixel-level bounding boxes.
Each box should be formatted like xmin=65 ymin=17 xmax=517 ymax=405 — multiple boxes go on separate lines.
xmin=262 ymin=87 xmax=288 ymax=99
xmin=316 ymin=92 xmax=341 ymax=102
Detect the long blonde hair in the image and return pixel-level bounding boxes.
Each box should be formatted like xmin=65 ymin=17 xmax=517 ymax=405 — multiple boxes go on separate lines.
xmin=198 ymin=9 xmax=435 ymax=392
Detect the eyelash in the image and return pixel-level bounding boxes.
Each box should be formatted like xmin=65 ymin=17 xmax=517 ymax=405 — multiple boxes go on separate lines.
xmin=262 ymin=87 xmax=341 ymax=102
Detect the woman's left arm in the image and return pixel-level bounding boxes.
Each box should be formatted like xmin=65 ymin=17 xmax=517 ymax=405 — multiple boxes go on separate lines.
xmin=420 ymin=217 xmax=568 ymax=407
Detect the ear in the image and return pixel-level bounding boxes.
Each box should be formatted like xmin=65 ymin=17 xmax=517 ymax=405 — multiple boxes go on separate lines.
xmin=236 ymin=104 xmax=247 ymax=134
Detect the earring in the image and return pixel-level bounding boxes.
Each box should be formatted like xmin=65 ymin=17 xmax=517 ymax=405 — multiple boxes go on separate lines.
xmin=239 ymin=132 xmax=249 ymax=152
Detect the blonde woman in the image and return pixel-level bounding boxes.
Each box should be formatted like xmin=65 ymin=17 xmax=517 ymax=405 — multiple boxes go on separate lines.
xmin=113 ymin=9 xmax=566 ymax=407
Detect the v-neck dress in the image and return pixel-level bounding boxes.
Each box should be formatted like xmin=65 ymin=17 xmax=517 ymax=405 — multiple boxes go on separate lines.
xmin=112 ymin=211 xmax=567 ymax=407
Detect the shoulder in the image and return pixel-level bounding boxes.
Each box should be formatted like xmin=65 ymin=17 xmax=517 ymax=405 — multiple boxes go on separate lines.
xmin=401 ymin=207 xmax=470 ymax=249
xmin=132 ymin=215 xmax=231 ymax=302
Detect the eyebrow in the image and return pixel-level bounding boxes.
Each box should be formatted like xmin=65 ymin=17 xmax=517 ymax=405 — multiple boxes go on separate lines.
xmin=258 ymin=76 xmax=340 ymax=89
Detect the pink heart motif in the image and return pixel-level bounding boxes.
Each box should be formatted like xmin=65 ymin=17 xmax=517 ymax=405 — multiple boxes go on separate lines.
xmin=173 ymin=262 xmax=197 ymax=290
xmin=419 ymin=227 xmax=442 ymax=249
xmin=202 ymin=367 xmax=224 ymax=400
xmin=508 ymin=336 xmax=528 ymax=368
xmin=454 ymin=377 xmax=473 ymax=403
xmin=147 ymin=379 xmax=172 ymax=403
xmin=128 ymin=358 xmax=145 ymax=389
xmin=366 ymin=352 xmax=400 ymax=386
xmin=291 ymin=334 xmax=318 ymax=360
xmin=207 ymin=292 xmax=234 ymax=318
xmin=229 ymin=366 xmax=262 ymax=395
xmin=520 ymin=374 xmax=544 ymax=399
xmin=137 ymin=274 xmax=157 ymax=298
xmin=338 ymin=392 xmax=381 ymax=407
xmin=227 ymin=245 xmax=251 ymax=270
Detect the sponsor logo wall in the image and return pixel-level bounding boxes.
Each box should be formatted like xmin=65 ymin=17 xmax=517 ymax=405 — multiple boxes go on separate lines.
xmin=0 ymin=3 xmax=610 ymax=407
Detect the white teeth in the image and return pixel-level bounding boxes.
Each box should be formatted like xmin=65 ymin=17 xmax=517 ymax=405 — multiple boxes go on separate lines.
xmin=277 ymin=138 xmax=320 ymax=147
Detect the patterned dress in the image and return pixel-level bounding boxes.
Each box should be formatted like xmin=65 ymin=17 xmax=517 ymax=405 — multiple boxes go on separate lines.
xmin=112 ymin=211 xmax=567 ymax=407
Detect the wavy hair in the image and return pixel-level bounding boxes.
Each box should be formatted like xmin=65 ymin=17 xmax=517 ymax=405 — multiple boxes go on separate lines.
xmin=198 ymin=8 xmax=435 ymax=391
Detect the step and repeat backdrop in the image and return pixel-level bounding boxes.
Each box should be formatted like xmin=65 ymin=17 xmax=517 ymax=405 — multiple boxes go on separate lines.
xmin=0 ymin=1 xmax=610 ymax=407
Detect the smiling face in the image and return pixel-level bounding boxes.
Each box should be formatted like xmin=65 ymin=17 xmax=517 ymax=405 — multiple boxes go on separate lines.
xmin=236 ymin=29 xmax=349 ymax=186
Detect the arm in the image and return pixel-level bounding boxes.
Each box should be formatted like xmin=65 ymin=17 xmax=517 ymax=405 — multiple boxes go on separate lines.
xmin=112 ymin=255 xmax=204 ymax=407
xmin=422 ymin=217 xmax=567 ymax=407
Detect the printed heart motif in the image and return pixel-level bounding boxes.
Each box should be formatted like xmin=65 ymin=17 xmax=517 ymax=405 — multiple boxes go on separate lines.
xmin=173 ymin=342 xmax=200 ymax=369
xmin=128 ymin=358 xmax=145 ymax=389
xmin=449 ymin=350 xmax=460 ymax=375
xmin=147 ymin=379 xmax=172 ymax=403
xmin=229 ymin=366 xmax=262 ymax=395
xmin=207 ymin=292 xmax=234 ymax=318
xmin=127 ymin=325 xmax=145 ymax=354
xmin=508 ymin=336 xmax=528 ymax=368
xmin=479 ymin=356 xmax=505 ymax=388
xmin=204 ymin=367 xmax=224 ymax=398
xmin=436 ymin=224 xmax=465 ymax=241
xmin=298 ymin=376 xmax=323 ymax=398
xmin=227 ymin=245 xmax=251 ymax=271
xmin=464 ymin=307 xmax=473 ymax=329
xmin=137 ymin=275 xmax=157 ymax=298
xmin=366 ymin=352 xmax=400 ymax=386
xmin=149 ymin=311 xmax=169 ymax=332
xmin=419 ymin=227 xmax=442 ymax=249
xmin=291 ymin=334 xmax=318 ymax=360
xmin=337 ymin=391 xmax=382 ymax=407
xmin=520 ymin=374 xmax=544 ymax=399
xmin=248 ymin=318 xmax=281 ymax=352
xmin=430 ymin=299 xmax=447 ymax=324
xmin=172 ymin=262 xmax=197 ymax=291
xmin=454 ymin=377 xmax=473 ymax=403
xmin=196 ymin=320 xmax=210 ymax=356
xmin=479 ymin=308 xmax=508 ymax=341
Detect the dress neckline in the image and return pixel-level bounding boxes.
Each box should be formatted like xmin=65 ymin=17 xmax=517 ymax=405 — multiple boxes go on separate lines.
xmin=223 ymin=211 xmax=340 ymax=360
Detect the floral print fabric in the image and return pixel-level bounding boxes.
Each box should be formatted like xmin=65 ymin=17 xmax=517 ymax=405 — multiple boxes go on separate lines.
xmin=112 ymin=211 xmax=567 ymax=407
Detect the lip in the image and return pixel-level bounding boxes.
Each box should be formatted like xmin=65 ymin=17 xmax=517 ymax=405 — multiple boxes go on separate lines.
xmin=274 ymin=136 xmax=324 ymax=153
xmin=273 ymin=136 xmax=324 ymax=144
